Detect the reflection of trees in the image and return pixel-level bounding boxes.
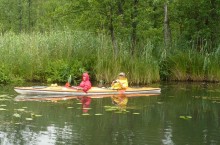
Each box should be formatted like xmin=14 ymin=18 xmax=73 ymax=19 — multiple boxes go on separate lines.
xmin=158 ymin=82 xmax=220 ymax=144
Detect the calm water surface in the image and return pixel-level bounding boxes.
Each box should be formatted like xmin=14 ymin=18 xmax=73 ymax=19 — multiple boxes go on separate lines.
xmin=0 ymin=82 xmax=220 ymax=145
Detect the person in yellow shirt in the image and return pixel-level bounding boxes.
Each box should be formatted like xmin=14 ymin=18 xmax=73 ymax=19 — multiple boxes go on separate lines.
xmin=111 ymin=72 xmax=128 ymax=90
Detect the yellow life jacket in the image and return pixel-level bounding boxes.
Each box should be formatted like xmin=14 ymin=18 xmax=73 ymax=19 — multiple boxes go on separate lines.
xmin=111 ymin=78 xmax=128 ymax=90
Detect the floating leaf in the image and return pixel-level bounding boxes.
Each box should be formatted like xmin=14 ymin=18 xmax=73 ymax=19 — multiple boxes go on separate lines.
xmin=0 ymin=104 xmax=7 ymax=107
xmin=13 ymin=113 xmax=21 ymax=118
xmin=133 ymin=113 xmax=140 ymax=115
xmin=95 ymin=113 xmax=103 ymax=116
xmin=15 ymin=109 xmax=25 ymax=111
xmin=35 ymin=115 xmax=42 ymax=117
xmin=0 ymin=99 xmax=10 ymax=101
xmin=82 ymin=113 xmax=90 ymax=116
xmin=179 ymin=115 xmax=192 ymax=120
xmin=0 ymin=95 xmax=7 ymax=98
xmin=105 ymin=108 xmax=117 ymax=111
xmin=0 ymin=108 xmax=6 ymax=111
xmin=25 ymin=118 xmax=33 ymax=121
xmin=179 ymin=116 xmax=186 ymax=119
xmin=67 ymin=107 xmax=74 ymax=109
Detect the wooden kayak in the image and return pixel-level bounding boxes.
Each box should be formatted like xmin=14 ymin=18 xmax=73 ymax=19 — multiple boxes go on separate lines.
xmin=14 ymin=86 xmax=161 ymax=96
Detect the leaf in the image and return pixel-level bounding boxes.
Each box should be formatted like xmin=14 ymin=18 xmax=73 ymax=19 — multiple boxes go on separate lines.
xmin=82 ymin=113 xmax=90 ymax=116
xmin=95 ymin=113 xmax=103 ymax=116
xmin=133 ymin=112 xmax=140 ymax=115
xmin=13 ymin=113 xmax=21 ymax=118
xmin=0 ymin=104 xmax=7 ymax=107
xmin=26 ymin=118 xmax=33 ymax=121
xmin=67 ymin=107 xmax=74 ymax=109
xmin=15 ymin=109 xmax=25 ymax=111
xmin=186 ymin=116 xmax=192 ymax=119
xmin=179 ymin=116 xmax=186 ymax=119
xmin=0 ymin=108 xmax=6 ymax=111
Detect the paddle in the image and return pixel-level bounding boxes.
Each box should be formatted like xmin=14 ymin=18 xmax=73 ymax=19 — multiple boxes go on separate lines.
xmin=65 ymin=75 xmax=72 ymax=87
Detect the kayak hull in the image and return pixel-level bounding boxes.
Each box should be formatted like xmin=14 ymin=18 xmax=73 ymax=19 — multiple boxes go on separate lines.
xmin=14 ymin=86 xmax=161 ymax=96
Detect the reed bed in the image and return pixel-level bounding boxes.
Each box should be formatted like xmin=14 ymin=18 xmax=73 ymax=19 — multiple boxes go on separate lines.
xmin=0 ymin=30 xmax=160 ymax=85
xmin=168 ymin=47 xmax=220 ymax=82
xmin=1 ymin=30 xmax=220 ymax=84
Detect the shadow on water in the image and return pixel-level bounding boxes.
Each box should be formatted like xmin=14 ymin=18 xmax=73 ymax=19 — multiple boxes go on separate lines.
xmin=1 ymin=82 xmax=220 ymax=145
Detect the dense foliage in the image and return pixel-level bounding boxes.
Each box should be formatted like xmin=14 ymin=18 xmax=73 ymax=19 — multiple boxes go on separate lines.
xmin=0 ymin=0 xmax=220 ymax=84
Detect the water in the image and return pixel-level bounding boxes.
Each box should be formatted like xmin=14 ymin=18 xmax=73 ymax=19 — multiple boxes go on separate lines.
xmin=0 ymin=82 xmax=220 ymax=145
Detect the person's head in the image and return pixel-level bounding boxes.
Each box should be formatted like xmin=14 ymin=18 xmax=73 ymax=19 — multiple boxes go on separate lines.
xmin=82 ymin=72 xmax=90 ymax=81
xmin=118 ymin=72 xmax=126 ymax=78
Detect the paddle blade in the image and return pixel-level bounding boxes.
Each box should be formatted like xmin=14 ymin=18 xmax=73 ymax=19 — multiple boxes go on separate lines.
xmin=68 ymin=75 xmax=72 ymax=83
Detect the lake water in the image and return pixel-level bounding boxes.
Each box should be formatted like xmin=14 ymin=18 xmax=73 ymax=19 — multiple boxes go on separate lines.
xmin=0 ymin=82 xmax=220 ymax=145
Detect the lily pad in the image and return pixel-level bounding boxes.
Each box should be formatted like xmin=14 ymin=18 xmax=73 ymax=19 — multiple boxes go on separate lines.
xmin=95 ymin=113 xmax=103 ymax=116
xmin=13 ymin=113 xmax=21 ymax=118
xmin=67 ymin=107 xmax=74 ymax=109
xmin=104 ymin=106 xmax=111 ymax=108
xmin=133 ymin=113 xmax=140 ymax=115
xmin=179 ymin=115 xmax=192 ymax=120
xmin=0 ymin=105 xmax=7 ymax=107
xmin=83 ymin=108 xmax=92 ymax=110
xmin=82 ymin=113 xmax=90 ymax=116
xmin=179 ymin=116 xmax=186 ymax=119
xmin=25 ymin=118 xmax=33 ymax=121
xmin=0 ymin=95 xmax=8 ymax=98
xmin=0 ymin=108 xmax=6 ymax=111
xmin=15 ymin=109 xmax=25 ymax=111
xmin=105 ymin=108 xmax=117 ymax=111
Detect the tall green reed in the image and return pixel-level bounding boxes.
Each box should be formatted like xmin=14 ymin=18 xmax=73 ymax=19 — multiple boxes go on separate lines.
xmin=0 ymin=30 xmax=160 ymax=85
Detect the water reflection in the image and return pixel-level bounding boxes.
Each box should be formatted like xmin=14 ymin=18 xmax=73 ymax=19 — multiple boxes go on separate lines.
xmin=77 ymin=96 xmax=92 ymax=113
xmin=111 ymin=94 xmax=128 ymax=111
xmin=3 ymin=83 xmax=220 ymax=144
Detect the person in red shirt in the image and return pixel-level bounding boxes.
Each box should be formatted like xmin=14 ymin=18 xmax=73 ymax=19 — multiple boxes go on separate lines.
xmin=65 ymin=72 xmax=92 ymax=93
xmin=77 ymin=72 xmax=92 ymax=93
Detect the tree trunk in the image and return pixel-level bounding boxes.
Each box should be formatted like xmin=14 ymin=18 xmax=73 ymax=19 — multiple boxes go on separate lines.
xmin=28 ymin=0 xmax=31 ymax=31
xmin=164 ymin=3 xmax=171 ymax=48
xmin=18 ymin=0 xmax=22 ymax=32
xmin=131 ymin=0 xmax=138 ymax=56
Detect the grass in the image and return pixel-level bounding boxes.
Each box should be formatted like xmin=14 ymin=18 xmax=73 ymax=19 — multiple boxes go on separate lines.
xmin=0 ymin=30 xmax=160 ymax=85
xmin=0 ymin=30 xmax=220 ymax=84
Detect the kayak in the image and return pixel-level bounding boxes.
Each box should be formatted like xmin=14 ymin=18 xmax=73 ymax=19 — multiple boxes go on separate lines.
xmin=14 ymin=93 xmax=159 ymax=101
xmin=14 ymin=86 xmax=161 ymax=96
